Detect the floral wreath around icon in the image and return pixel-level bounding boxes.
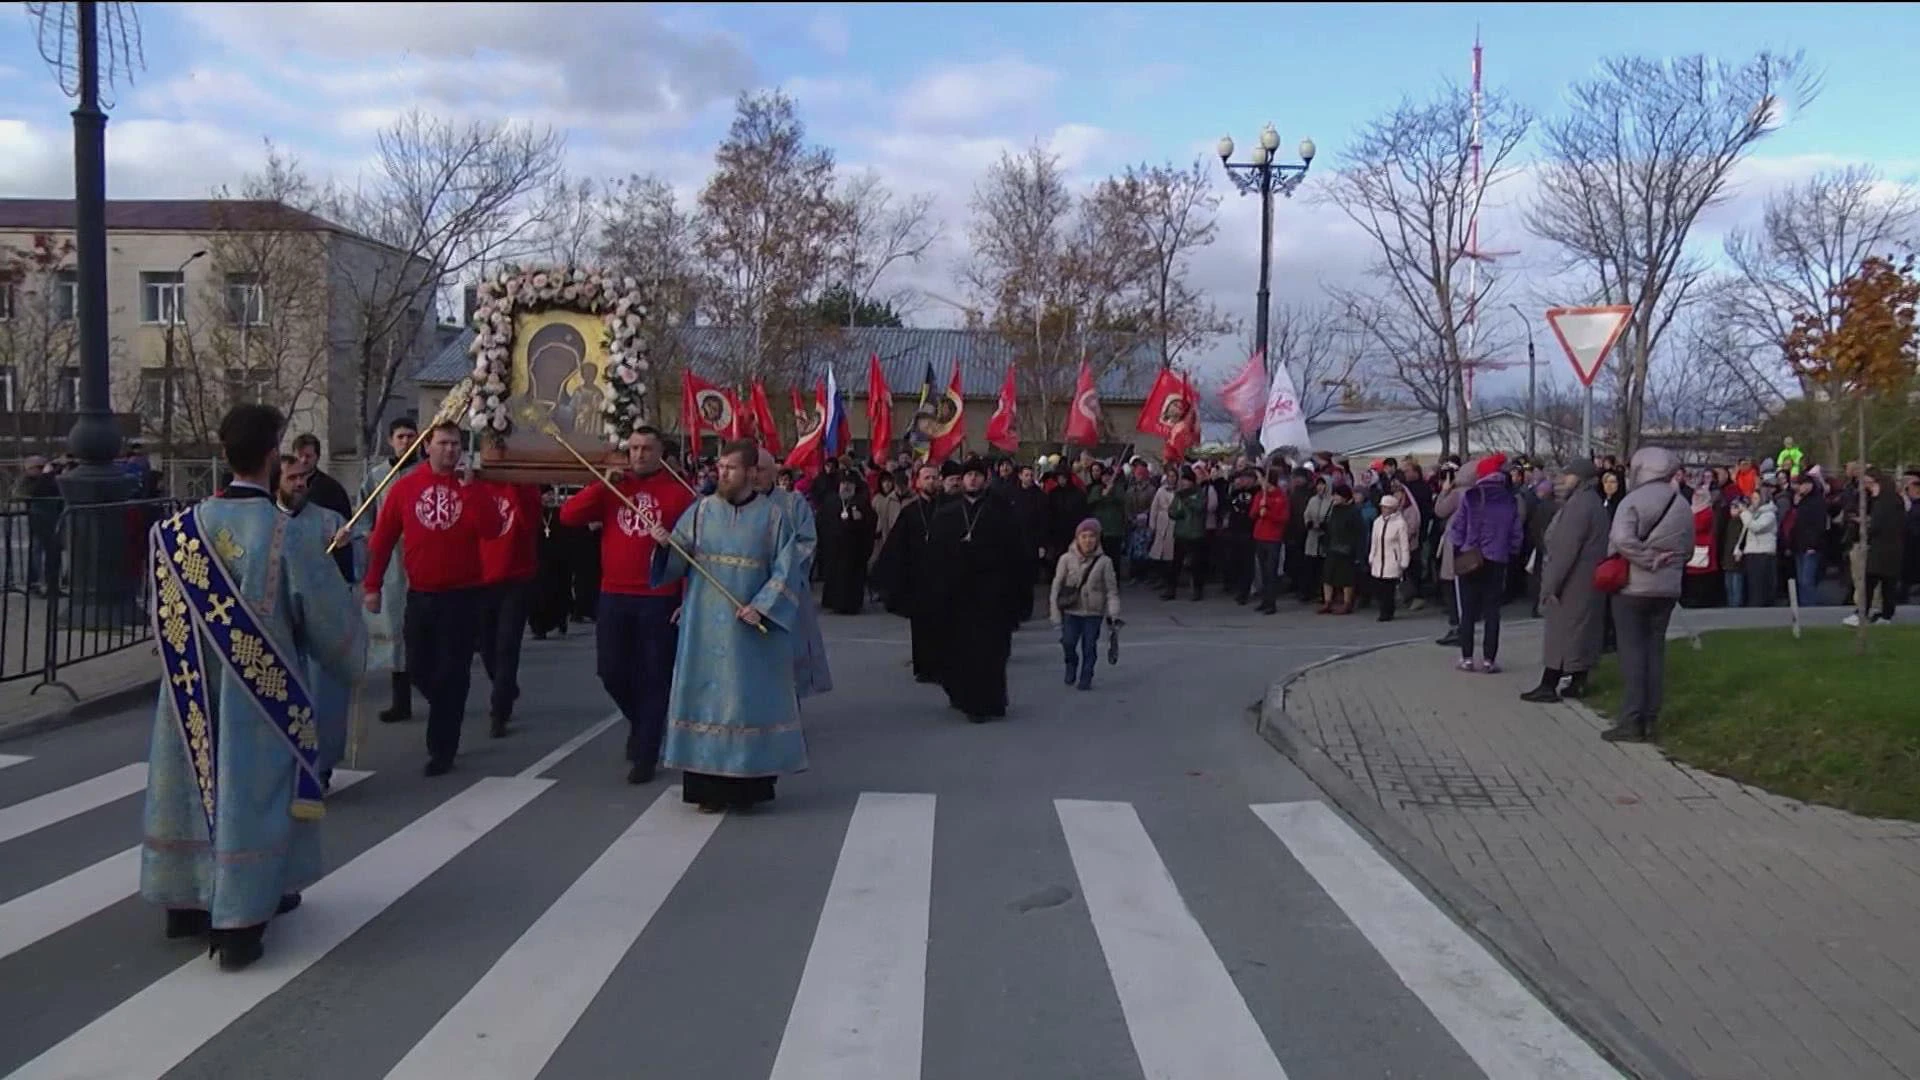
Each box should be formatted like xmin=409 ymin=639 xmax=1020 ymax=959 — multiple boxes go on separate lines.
xmin=465 ymin=266 xmax=650 ymax=443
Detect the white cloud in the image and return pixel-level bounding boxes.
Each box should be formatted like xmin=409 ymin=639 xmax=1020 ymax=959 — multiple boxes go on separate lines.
xmin=894 ymin=58 xmax=1060 ymax=130
xmin=805 ymin=11 xmax=851 ymax=58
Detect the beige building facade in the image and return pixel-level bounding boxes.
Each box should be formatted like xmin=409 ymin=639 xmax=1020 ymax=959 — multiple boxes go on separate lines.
xmin=0 ymin=199 xmax=435 ymax=472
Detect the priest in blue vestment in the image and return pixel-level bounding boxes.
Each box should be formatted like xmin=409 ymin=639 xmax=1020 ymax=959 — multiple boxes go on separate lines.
xmin=142 ymin=404 xmax=367 ymax=971
xmin=754 ymin=447 xmax=831 ymax=698
xmin=276 ymin=451 xmax=357 ymax=790
xmin=343 ymin=415 xmax=419 ymax=723
xmin=649 ymin=440 xmax=810 ymax=812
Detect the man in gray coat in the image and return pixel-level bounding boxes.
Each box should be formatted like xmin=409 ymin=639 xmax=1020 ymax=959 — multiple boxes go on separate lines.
xmin=1604 ymin=447 xmax=1694 ymax=742
xmin=1523 ymin=459 xmax=1611 ymax=703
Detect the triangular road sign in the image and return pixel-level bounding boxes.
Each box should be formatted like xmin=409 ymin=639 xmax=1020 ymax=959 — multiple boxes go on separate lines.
xmin=1544 ymin=305 xmax=1631 ymax=388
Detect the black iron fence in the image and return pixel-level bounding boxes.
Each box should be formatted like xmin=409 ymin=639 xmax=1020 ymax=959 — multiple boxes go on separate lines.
xmin=2 ymin=496 xmax=186 ymax=700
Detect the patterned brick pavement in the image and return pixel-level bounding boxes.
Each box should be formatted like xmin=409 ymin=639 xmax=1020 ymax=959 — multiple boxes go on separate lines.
xmin=1286 ymin=626 xmax=1920 ymax=1080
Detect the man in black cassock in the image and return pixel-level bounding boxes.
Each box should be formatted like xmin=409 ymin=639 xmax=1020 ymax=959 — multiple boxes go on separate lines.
xmin=816 ymin=471 xmax=877 ymax=614
xmin=873 ymin=462 xmax=947 ymax=682
xmin=928 ymin=456 xmax=1028 ymax=722
xmin=528 ymin=486 xmax=573 ymax=639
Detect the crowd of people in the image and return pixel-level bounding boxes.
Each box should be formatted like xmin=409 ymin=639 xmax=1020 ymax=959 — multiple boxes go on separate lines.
xmin=117 ymin=399 xmax=1920 ymax=973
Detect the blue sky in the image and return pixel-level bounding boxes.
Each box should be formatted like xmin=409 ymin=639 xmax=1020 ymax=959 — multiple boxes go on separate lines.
xmin=2 ymin=2 xmax=1914 ymax=382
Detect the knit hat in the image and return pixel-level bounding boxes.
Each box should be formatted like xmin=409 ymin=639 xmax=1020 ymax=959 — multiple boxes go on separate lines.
xmin=1563 ymin=458 xmax=1597 ymax=481
xmin=1076 ymin=517 xmax=1101 ymax=536
xmin=1474 ymin=452 xmax=1509 ymax=480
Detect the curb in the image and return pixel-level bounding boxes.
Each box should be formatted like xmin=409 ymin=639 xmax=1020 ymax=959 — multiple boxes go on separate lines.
xmin=1254 ymin=642 xmax=1697 ymax=1080
xmin=0 ymin=676 xmax=159 ymax=745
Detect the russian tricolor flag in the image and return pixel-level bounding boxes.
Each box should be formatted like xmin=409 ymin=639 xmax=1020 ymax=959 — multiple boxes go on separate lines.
xmin=823 ymin=368 xmax=852 ymax=456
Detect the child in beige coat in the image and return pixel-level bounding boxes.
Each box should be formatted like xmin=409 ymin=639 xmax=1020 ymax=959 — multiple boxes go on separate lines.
xmin=1051 ymin=519 xmax=1122 ymax=690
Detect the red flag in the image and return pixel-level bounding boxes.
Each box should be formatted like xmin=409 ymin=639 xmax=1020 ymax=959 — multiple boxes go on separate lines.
xmin=680 ymin=371 xmax=742 ymax=440
xmin=865 ymin=353 xmax=893 ymax=465
xmin=985 ymin=365 xmax=1019 ymax=452
xmin=749 ymin=381 xmax=782 ymax=456
xmin=928 ymin=361 xmax=966 ymax=463
xmin=1137 ymin=368 xmax=1200 ymax=460
xmin=1063 ymin=359 xmax=1102 ymax=447
xmin=1220 ymin=350 xmax=1267 ymax=435
xmin=785 ymin=382 xmax=827 ymax=474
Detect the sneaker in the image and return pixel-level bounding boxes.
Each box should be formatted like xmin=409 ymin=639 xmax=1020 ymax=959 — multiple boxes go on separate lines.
xmin=1455 ymin=658 xmax=1476 ymax=672
xmin=1478 ymin=659 xmax=1501 ymax=674
xmin=1842 ymin=613 xmax=1861 ymax=628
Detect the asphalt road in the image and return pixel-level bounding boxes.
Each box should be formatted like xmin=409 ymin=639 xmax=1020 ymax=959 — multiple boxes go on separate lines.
xmin=0 ymin=590 xmax=1624 ymax=1080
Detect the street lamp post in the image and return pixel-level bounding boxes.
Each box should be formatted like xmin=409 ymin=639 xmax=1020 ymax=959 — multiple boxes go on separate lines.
xmin=1508 ymin=303 xmax=1536 ymax=461
xmin=160 ymin=248 xmax=208 ymax=470
xmin=1217 ymin=123 xmax=1313 ymax=454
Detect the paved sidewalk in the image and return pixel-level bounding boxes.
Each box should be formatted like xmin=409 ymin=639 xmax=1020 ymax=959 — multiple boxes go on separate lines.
xmin=1276 ymin=620 xmax=1920 ymax=1080
xmin=0 ymin=644 xmax=155 ymax=741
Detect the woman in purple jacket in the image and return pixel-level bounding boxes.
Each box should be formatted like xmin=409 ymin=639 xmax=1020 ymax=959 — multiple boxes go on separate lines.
xmin=1446 ymin=452 xmax=1527 ymax=672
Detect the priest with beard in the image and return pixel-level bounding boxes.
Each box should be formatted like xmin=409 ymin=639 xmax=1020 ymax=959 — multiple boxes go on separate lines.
xmin=928 ymin=456 xmax=1028 ymax=722
xmin=872 ymin=461 xmax=948 ymax=683
xmin=816 ymin=471 xmax=877 ymax=614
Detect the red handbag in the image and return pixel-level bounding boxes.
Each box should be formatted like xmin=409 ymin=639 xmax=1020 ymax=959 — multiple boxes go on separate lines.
xmin=1594 ymin=492 xmax=1682 ymax=594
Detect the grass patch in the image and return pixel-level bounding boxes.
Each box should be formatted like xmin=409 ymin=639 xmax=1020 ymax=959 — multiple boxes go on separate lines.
xmin=1585 ymin=624 xmax=1920 ymax=821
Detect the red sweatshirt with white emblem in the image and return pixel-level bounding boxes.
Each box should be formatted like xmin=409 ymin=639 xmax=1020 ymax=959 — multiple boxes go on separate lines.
xmin=558 ymin=470 xmax=697 ymax=597
xmin=474 ymin=480 xmax=543 ymax=585
xmin=364 ymin=466 xmax=502 ymax=594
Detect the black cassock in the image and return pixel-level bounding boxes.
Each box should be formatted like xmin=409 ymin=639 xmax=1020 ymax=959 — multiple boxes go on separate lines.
xmin=928 ymin=492 xmax=1027 ymax=720
xmin=528 ymin=497 xmax=573 ymax=638
xmin=872 ymin=495 xmax=946 ymax=682
xmin=817 ymin=490 xmax=877 ymax=615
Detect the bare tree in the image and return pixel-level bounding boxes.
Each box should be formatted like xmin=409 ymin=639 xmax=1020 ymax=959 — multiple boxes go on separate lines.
xmin=1716 ymin=165 xmax=1920 ymax=460
xmin=1527 ymin=51 xmax=1817 ymax=454
xmin=1318 ymin=80 xmax=1530 ymax=458
xmin=966 ymin=143 xmax=1080 ymax=439
xmin=1097 ymin=159 xmax=1233 ymax=369
xmin=697 ymin=90 xmax=840 ymax=385
xmin=530 ymin=174 xmax=602 ymax=268
xmin=0 ymin=233 xmax=80 ymax=455
xmin=832 ymin=169 xmax=941 ymax=324
xmin=598 ymin=173 xmax=701 ymax=424
xmin=1241 ymin=301 xmax=1362 ymax=424
xmin=324 ymin=110 xmax=564 ymax=455
xmin=1333 ymin=285 xmax=1458 ymax=453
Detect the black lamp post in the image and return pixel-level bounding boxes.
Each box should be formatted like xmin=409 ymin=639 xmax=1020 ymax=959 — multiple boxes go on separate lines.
xmin=1217 ymin=123 xmax=1314 ymax=454
xmin=43 ymin=0 xmax=141 ymax=621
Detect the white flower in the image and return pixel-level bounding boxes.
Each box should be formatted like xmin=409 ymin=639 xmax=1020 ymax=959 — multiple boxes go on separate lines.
xmin=491 ymin=413 xmax=509 ymax=431
xmin=562 ymin=283 xmax=579 ymax=301
xmin=531 ymin=273 xmax=549 ymax=289
xmin=484 ymin=378 xmax=505 ymax=395
xmin=631 ymin=381 xmax=647 ymax=396
xmin=623 ymin=276 xmax=637 ymax=291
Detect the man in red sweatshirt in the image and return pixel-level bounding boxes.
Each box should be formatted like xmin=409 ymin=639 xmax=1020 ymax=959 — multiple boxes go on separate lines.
xmin=558 ymin=425 xmax=696 ymax=784
xmin=1251 ymin=466 xmax=1292 ymax=614
xmin=364 ymin=421 xmax=502 ymax=776
xmin=474 ymin=478 xmax=544 ymax=739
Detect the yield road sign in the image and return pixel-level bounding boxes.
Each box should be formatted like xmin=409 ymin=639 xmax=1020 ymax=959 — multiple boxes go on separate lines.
xmin=1544 ymin=306 xmax=1630 ymax=388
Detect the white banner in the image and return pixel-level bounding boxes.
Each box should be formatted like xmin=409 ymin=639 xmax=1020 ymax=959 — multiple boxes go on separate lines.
xmin=1258 ymin=359 xmax=1313 ymax=454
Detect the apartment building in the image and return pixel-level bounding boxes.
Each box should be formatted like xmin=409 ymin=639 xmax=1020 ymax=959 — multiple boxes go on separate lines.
xmin=0 ymin=199 xmax=437 ymax=467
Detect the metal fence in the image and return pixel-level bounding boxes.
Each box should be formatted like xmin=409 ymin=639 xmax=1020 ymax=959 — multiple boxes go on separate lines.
xmin=2 ymin=495 xmax=186 ymax=700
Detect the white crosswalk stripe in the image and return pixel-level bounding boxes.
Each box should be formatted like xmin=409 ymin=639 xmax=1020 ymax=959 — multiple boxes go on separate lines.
xmin=384 ymin=784 xmax=723 ymax=1080
xmin=6 ymin=776 xmax=551 ymax=1080
xmin=769 ymin=791 xmax=936 ymax=1080
xmin=0 ymin=772 xmax=1625 ymax=1080
xmin=0 ymin=754 xmax=30 ymax=771
xmin=0 ymin=770 xmax=374 ymax=963
xmin=0 ymin=762 xmax=147 ymax=844
xmin=1252 ymin=801 xmax=1623 ymax=1080
xmin=1058 ymin=798 xmax=1292 ymax=1080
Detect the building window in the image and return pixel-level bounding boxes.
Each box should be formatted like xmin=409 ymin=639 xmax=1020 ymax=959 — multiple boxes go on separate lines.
xmin=0 ymin=366 xmax=15 ymax=412
xmin=140 ymin=270 xmax=187 ymax=325
xmin=224 ymin=368 xmax=273 ymax=407
xmin=138 ymin=369 xmax=178 ymax=425
xmin=58 ymin=367 xmax=81 ymax=412
xmin=55 ymin=271 xmax=78 ymax=321
xmin=225 ymin=272 xmax=266 ymax=326
xmin=0 ymin=280 xmax=14 ymax=322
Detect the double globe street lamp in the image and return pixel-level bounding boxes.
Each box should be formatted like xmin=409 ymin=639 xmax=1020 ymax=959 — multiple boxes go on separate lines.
xmin=1217 ymin=123 xmax=1314 ymax=446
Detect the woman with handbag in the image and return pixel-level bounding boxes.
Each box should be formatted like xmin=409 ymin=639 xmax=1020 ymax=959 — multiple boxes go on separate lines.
xmin=1599 ymin=447 xmax=1693 ymax=743
xmin=1445 ymin=454 xmax=1526 ymax=672
xmin=1050 ymin=519 xmax=1121 ymax=691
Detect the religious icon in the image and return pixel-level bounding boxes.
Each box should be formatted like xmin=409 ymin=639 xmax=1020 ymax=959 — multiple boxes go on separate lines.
xmin=1158 ymin=394 xmax=1192 ymax=429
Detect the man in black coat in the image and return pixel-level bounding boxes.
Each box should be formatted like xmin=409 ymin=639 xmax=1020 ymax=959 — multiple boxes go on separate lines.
xmin=928 ymin=457 xmax=1028 ymax=722
xmin=872 ymin=463 xmax=948 ymax=682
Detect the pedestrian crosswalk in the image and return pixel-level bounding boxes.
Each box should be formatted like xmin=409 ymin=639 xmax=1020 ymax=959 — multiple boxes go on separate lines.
xmin=0 ymin=754 xmax=1626 ymax=1080
xmin=0 ymin=754 xmax=29 ymax=771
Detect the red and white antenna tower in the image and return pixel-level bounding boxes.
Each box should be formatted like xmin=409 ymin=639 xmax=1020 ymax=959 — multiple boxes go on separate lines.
xmin=1458 ymin=30 xmax=1517 ymax=409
